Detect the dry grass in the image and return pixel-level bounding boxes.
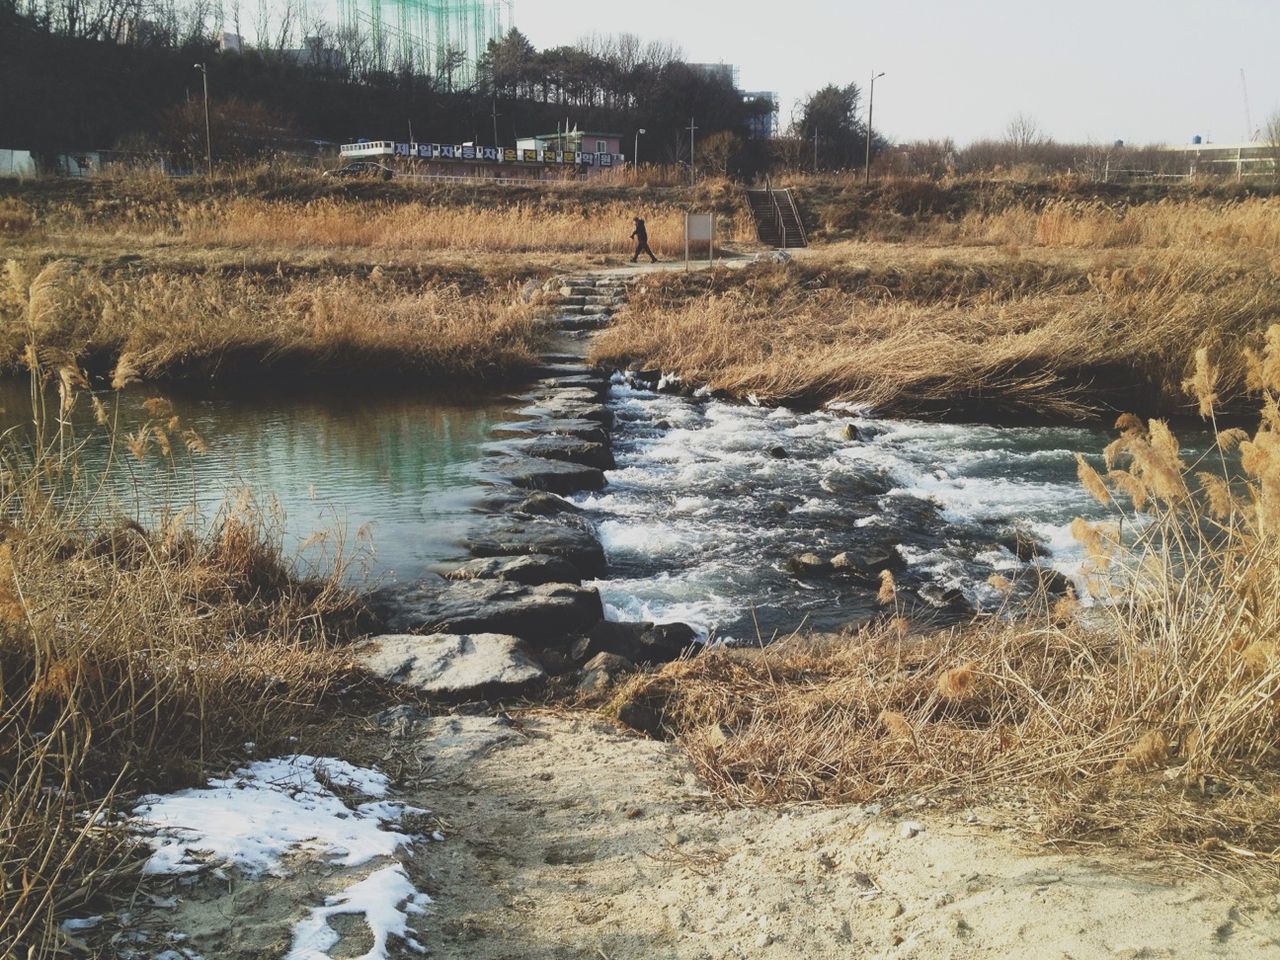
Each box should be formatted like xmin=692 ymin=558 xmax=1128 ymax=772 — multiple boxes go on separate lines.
xmin=594 ymin=204 xmax=1280 ymax=417
xmin=614 ymin=332 xmax=1280 ymax=873
xmin=0 ymin=274 xmax=370 ymax=954
xmin=947 ymin=196 xmax=1280 ymax=251
xmin=174 ymin=197 xmax=717 ymax=259
xmin=0 ymin=259 xmax=543 ymax=383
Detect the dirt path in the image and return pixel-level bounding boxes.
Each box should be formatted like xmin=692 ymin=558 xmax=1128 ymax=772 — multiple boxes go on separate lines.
xmin=142 ymin=709 xmax=1280 ymax=958
xmin=385 ymin=712 xmax=1280 ymax=959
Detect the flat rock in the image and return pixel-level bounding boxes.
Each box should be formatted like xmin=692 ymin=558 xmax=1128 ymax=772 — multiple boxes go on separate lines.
xmin=469 ymin=514 xmax=606 ymax=578
xmin=492 ymin=455 xmax=605 ymax=495
xmin=358 ymin=633 xmax=546 ymax=700
xmin=513 ymin=492 xmax=583 ymax=516
xmin=512 ymin=435 xmax=615 ymax=470
xmin=572 ymin=620 xmax=698 ymax=665
xmin=514 ymin=386 xmax=603 ymax=406
xmin=514 ymin=398 xmax=613 ymax=428
xmin=374 ymin=579 xmax=604 ymax=645
xmin=491 ymin=418 xmax=611 ymax=445
xmin=445 ymin=554 xmax=582 ymax=586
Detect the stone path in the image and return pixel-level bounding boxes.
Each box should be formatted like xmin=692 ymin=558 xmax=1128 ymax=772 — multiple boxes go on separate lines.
xmin=360 ymin=274 xmax=697 ymax=704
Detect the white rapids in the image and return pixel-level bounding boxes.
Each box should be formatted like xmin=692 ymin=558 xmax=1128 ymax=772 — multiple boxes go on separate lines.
xmin=573 ymin=377 xmax=1163 ymax=642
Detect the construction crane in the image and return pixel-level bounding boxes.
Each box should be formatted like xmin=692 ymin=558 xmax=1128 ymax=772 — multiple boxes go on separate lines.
xmin=337 ymin=0 xmax=513 ymax=81
xmin=1241 ymin=68 xmax=1256 ymax=142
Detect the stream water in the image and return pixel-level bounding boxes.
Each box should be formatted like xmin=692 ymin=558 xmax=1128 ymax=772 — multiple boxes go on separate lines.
xmin=573 ymin=377 xmax=1212 ymax=641
xmin=0 ymin=379 xmax=507 ymax=584
xmin=0 ymin=376 xmax=1211 ymax=639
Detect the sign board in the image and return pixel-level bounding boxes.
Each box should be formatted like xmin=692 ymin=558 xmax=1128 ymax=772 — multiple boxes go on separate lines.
xmin=684 ymin=212 xmax=715 ymax=270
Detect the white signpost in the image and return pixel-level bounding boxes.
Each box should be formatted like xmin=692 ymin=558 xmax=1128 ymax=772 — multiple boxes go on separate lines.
xmin=685 ymin=212 xmax=715 ymax=271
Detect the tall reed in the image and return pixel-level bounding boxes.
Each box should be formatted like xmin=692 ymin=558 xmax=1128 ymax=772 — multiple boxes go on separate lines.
xmin=0 ymin=263 xmax=358 ymax=955
xmin=616 ymin=331 xmax=1280 ymax=869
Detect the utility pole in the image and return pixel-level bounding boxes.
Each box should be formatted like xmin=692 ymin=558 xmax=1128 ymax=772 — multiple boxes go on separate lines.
xmin=865 ymin=70 xmax=885 ymax=184
xmin=813 ymin=127 xmax=819 ymax=172
xmin=491 ymin=99 xmax=500 ymax=147
xmin=193 ymin=62 xmax=212 ymax=180
xmin=689 ymin=117 xmax=698 ymax=185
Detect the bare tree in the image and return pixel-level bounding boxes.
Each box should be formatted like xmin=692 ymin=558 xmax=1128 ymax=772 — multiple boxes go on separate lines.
xmin=1005 ymin=112 xmax=1046 ymax=151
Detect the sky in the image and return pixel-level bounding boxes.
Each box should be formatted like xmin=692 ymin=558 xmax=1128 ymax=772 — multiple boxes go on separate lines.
xmin=513 ymin=0 xmax=1280 ymax=146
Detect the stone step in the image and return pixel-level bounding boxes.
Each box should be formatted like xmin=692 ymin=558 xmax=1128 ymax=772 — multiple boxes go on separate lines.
xmin=554 ymin=315 xmax=611 ymax=332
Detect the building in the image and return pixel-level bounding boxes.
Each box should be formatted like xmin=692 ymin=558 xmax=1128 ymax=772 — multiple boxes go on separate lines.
xmin=0 ymin=149 xmax=36 ymax=177
xmin=340 ymin=137 xmax=625 ymax=181
xmin=336 ymin=0 xmax=509 ymax=80
xmin=689 ymin=62 xmax=740 ymax=86
xmin=516 ymin=131 xmax=623 ymax=159
xmin=742 ymin=91 xmax=779 ymax=140
xmin=1159 ymin=140 xmax=1277 ymax=179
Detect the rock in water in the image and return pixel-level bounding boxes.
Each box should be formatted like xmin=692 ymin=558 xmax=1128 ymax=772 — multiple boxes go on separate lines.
xmin=374 ymin=579 xmax=604 ymax=645
xmin=786 ymin=553 xmax=831 ymax=577
xmin=444 ymin=554 xmax=582 ymax=586
xmin=357 ymin=634 xmax=546 ymax=700
xmin=492 ymin=455 xmax=606 ymax=495
xmin=572 ymin=621 xmax=698 ymax=665
xmin=468 ymin=515 xmax=606 ymax=579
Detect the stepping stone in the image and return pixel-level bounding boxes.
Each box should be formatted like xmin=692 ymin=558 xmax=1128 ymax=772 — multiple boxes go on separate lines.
xmin=468 ymin=514 xmax=605 ymax=578
xmin=510 ymin=435 xmax=615 ymax=470
xmin=491 ymin=455 xmax=605 ymax=495
xmin=514 ymin=398 xmax=613 ymax=427
xmin=357 ymin=633 xmax=546 ymax=700
xmin=374 ymin=579 xmax=604 ymax=645
xmin=490 ymin=418 xmax=610 ymax=445
xmin=445 ymin=553 xmax=582 ymax=586
xmin=513 ymin=386 xmax=602 ymax=405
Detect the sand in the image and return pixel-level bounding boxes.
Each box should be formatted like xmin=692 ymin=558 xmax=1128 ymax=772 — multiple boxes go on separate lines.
xmin=128 ymin=709 xmax=1280 ymax=960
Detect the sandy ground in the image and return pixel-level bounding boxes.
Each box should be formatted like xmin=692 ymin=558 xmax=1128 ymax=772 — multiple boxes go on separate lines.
xmin=141 ymin=710 xmax=1280 ymax=960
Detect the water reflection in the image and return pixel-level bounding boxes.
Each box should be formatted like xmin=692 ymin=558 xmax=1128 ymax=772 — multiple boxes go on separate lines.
xmin=0 ymin=379 xmax=508 ymax=584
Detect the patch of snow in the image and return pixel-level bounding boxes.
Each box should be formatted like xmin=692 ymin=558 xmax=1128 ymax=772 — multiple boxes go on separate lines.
xmin=130 ymin=755 xmax=420 ymax=878
xmin=286 ymin=865 xmax=430 ymax=960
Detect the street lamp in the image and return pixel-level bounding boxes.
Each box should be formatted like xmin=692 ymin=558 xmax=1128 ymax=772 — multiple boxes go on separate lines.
xmin=634 ymin=128 xmax=646 ymax=169
xmin=864 ymin=70 xmax=885 ymax=184
xmin=193 ymin=63 xmax=212 ymax=179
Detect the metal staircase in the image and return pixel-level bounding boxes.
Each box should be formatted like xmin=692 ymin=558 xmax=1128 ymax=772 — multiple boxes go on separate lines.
xmin=746 ymin=181 xmax=808 ymax=249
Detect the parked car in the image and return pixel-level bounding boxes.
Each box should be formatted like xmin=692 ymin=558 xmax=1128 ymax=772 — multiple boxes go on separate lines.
xmin=324 ymin=161 xmax=394 ymax=181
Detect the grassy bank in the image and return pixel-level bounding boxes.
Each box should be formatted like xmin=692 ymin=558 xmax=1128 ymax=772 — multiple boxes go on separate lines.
xmin=594 ymin=187 xmax=1280 ymax=419
xmin=0 ymin=171 xmax=760 ymax=387
xmin=611 ymin=338 xmax=1280 ymax=873
xmin=0 ymin=259 xmax=542 ymax=384
xmin=0 ymin=361 xmax=366 ymax=953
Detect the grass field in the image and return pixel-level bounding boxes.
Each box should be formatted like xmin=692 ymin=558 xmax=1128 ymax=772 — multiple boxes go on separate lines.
xmin=594 ymin=187 xmax=1280 ymax=418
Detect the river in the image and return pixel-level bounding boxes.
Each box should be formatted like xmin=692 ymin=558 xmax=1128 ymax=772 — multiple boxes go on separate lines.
xmin=0 ymin=375 xmax=1212 ymax=639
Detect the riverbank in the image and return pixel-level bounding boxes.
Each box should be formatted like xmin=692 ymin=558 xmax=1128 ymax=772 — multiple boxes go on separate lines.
xmin=0 ymin=172 xmax=755 ymax=387
xmin=593 ymin=189 xmax=1280 ymax=420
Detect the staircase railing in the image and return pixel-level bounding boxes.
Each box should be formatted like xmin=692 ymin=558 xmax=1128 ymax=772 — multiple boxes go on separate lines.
xmin=763 ymin=175 xmax=788 ymax=249
xmin=784 ymin=189 xmax=808 ymax=247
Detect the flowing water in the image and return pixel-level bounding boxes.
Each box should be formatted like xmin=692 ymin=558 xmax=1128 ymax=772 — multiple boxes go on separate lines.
xmin=0 ymin=376 xmax=1212 ymax=636
xmin=572 ymin=377 xmax=1213 ymax=641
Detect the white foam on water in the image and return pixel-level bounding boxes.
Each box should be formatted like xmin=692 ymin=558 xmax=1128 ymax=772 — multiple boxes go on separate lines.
xmin=582 ymin=378 xmax=1183 ymax=635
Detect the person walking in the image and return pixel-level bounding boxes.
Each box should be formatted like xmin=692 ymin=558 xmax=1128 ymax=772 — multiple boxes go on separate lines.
xmin=630 ymin=216 xmax=658 ymax=263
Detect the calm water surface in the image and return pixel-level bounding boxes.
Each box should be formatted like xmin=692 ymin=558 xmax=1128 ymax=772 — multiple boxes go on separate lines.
xmin=0 ymin=379 xmax=509 ymax=584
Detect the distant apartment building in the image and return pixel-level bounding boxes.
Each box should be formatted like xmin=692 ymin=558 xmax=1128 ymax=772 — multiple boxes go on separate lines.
xmin=742 ymin=91 xmax=779 ymax=140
